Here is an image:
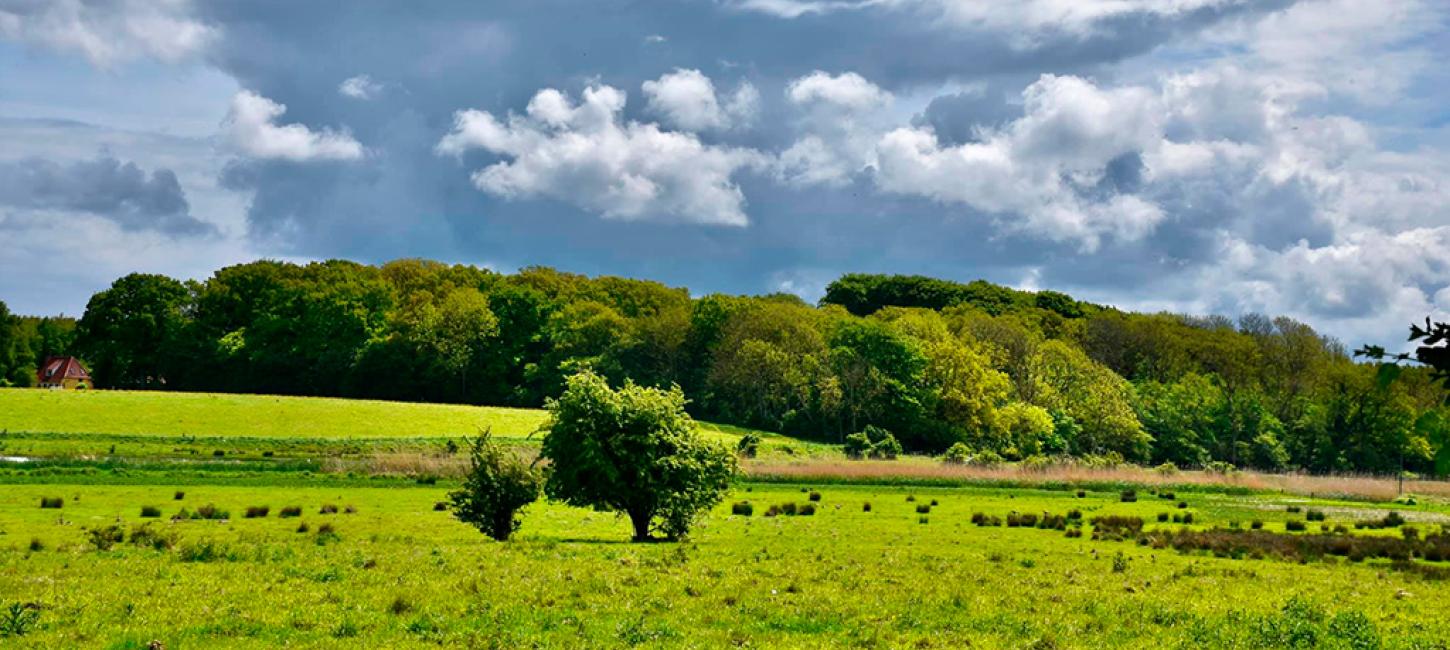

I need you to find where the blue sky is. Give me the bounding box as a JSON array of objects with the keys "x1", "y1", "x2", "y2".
[{"x1": 1, "y1": 0, "x2": 1448, "y2": 349}]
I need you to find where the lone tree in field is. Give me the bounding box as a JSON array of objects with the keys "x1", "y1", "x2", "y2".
[
  {"x1": 448, "y1": 430, "x2": 542, "y2": 541},
  {"x1": 541, "y1": 370, "x2": 737, "y2": 542}
]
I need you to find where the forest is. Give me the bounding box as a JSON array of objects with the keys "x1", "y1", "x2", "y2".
[{"x1": 2, "y1": 260, "x2": 1446, "y2": 476}]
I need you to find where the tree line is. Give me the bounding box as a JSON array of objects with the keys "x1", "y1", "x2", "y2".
[{"x1": 3, "y1": 260, "x2": 1447, "y2": 476}]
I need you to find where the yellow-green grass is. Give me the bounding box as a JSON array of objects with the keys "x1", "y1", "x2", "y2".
[
  {"x1": 2, "y1": 481, "x2": 1448, "y2": 648},
  {"x1": 0, "y1": 388, "x2": 783, "y2": 447}
]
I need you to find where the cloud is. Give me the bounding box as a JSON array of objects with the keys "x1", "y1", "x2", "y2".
[
  {"x1": 0, "y1": 155, "x2": 216, "y2": 237},
  {"x1": 338, "y1": 74, "x2": 382, "y2": 100},
  {"x1": 224, "y1": 90, "x2": 365, "y2": 162},
  {"x1": 437, "y1": 84, "x2": 767, "y2": 226},
  {"x1": 0, "y1": 0, "x2": 215, "y2": 67},
  {"x1": 786, "y1": 70, "x2": 892, "y2": 111},
  {"x1": 641, "y1": 68, "x2": 759, "y2": 131}
]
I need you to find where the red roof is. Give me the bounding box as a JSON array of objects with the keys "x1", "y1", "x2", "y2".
[{"x1": 37, "y1": 356, "x2": 90, "y2": 384}]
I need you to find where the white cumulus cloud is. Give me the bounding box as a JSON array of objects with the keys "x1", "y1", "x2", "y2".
[
  {"x1": 437, "y1": 84, "x2": 767, "y2": 226},
  {"x1": 642, "y1": 68, "x2": 759, "y2": 132},
  {"x1": 224, "y1": 91, "x2": 365, "y2": 162},
  {"x1": 338, "y1": 74, "x2": 383, "y2": 100}
]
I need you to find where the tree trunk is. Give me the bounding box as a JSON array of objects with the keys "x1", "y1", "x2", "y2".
[{"x1": 628, "y1": 507, "x2": 653, "y2": 543}]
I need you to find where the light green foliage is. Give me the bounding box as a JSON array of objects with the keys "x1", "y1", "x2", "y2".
[
  {"x1": 987, "y1": 402, "x2": 1056, "y2": 458},
  {"x1": 1029, "y1": 340, "x2": 1151, "y2": 460},
  {"x1": 540, "y1": 370, "x2": 737, "y2": 541},
  {"x1": 447, "y1": 431, "x2": 541, "y2": 540},
  {"x1": 844, "y1": 425, "x2": 901, "y2": 460}
]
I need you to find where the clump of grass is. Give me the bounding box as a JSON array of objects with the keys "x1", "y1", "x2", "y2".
[
  {"x1": 1006, "y1": 512, "x2": 1039, "y2": 528},
  {"x1": 39, "y1": 497, "x2": 62, "y2": 509},
  {"x1": 86, "y1": 525, "x2": 125, "y2": 551},
  {"x1": 1066, "y1": 509, "x2": 1082, "y2": 520},
  {"x1": 193, "y1": 504, "x2": 229, "y2": 520},
  {"x1": 1120, "y1": 490, "x2": 1137, "y2": 503},
  {"x1": 279, "y1": 506, "x2": 303, "y2": 518},
  {"x1": 1112, "y1": 552, "x2": 1128, "y2": 573},
  {"x1": 320, "y1": 504, "x2": 339, "y2": 514},
  {"x1": 799, "y1": 504, "x2": 816, "y2": 516},
  {"x1": 971, "y1": 512, "x2": 1003, "y2": 527},
  {"x1": 1038, "y1": 513, "x2": 1067, "y2": 530},
  {"x1": 862, "y1": 502, "x2": 872, "y2": 512},
  {"x1": 296, "y1": 522, "x2": 310, "y2": 533},
  {"x1": 1306, "y1": 510, "x2": 1326, "y2": 522},
  {"x1": 1160, "y1": 492, "x2": 1177, "y2": 500},
  {"x1": 1286, "y1": 520, "x2": 1307, "y2": 532},
  {"x1": 808, "y1": 491, "x2": 822, "y2": 502},
  {"x1": 1065, "y1": 528, "x2": 1082, "y2": 538},
  {"x1": 213, "y1": 449, "x2": 226, "y2": 457},
  {"x1": 905, "y1": 495, "x2": 916, "y2": 502},
  {"x1": 315, "y1": 522, "x2": 339, "y2": 544},
  {"x1": 389, "y1": 595, "x2": 412, "y2": 615},
  {"x1": 731, "y1": 501, "x2": 754, "y2": 516},
  {"x1": 174, "y1": 491, "x2": 185, "y2": 500},
  {"x1": 930, "y1": 499, "x2": 939, "y2": 506},
  {"x1": 244, "y1": 506, "x2": 270, "y2": 519},
  {"x1": 344, "y1": 505, "x2": 357, "y2": 515},
  {"x1": 1251, "y1": 520, "x2": 1264, "y2": 530},
  {"x1": 916, "y1": 504, "x2": 932, "y2": 514},
  {"x1": 1157, "y1": 512, "x2": 1170, "y2": 522},
  {"x1": 1354, "y1": 512, "x2": 1407, "y2": 530},
  {"x1": 1177, "y1": 501, "x2": 1188, "y2": 509},
  {"x1": 432, "y1": 502, "x2": 447, "y2": 512},
  {"x1": 1181, "y1": 512, "x2": 1194, "y2": 524},
  {"x1": 129, "y1": 523, "x2": 177, "y2": 551},
  {"x1": 764, "y1": 505, "x2": 780, "y2": 517},
  {"x1": 918, "y1": 516, "x2": 929, "y2": 525},
  {"x1": 28, "y1": 538, "x2": 44, "y2": 552},
  {"x1": 779, "y1": 503, "x2": 798, "y2": 516},
  {"x1": 1090, "y1": 515, "x2": 1144, "y2": 540},
  {"x1": 1075, "y1": 490, "x2": 1086, "y2": 498},
  {"x1": 140, "y1": 505, "x2": 162, "y2": 518},
  {"x1": 1286, "y1": 505, "x2": 1302, "y2": 514}
]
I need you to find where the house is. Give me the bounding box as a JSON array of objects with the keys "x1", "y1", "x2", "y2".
[{"x1": 36, "y1": 356, "x2": 91, "y2": 389}]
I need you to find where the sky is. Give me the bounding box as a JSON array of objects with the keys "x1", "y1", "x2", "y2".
[{"x1": 1, "y1": 0, "x2": 1448, "y2": 350}]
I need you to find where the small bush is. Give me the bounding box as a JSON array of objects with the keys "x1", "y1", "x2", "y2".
[
  {"x1": 1075, "y1": 490, "x2": 1086, "y2": 498},
  {"x1": 280, "y1": 506, "x2": 303, "y2": 518},
  {"x1": 213, "y1": 449, "x2": 226, "y2": 457},
  {"x1": 1120, "y1": 490, "x2": 1137, "y2": 503},
  {"x1": 194, "y1": 504, "x2": 229, "y2": 520},
  {"x1": 780, "y1": 503, "x2": 798, "y2": 516},
  {"x1": 862, "y1": 502, "x2": 872, "y2": 512},
  {"x1": 262, "y1": 450, "x2": 275, "y2": 457},
  {"x1": 1155, "y1": 462, "x2": 1178, "y2": 476},
  {"x1": 87, "y1": 525, "x2": 125, "y2": 551},
  {"x1": 1066, "y1": 509, "x2": 1082, "y2": 520},
  {"x1": 244, "y1": 506, "x2": 270, "y2": 519},
  {"x1": 1065, "y1": 528, "x2": 1082, "y2": 538},
  {"x1": 1251, "y1": 520, "x2": 1264, "y2": 530},
  {"x1": 799, "y1": 504, "x2": 816, "y2": 516},
  {"x1": 1160, "y1": 492, "x2": 1176, "y2": 500},
  {"x1": 1286, "y1": 505, "x2": 1302, "y2": 514},
  {"x1": 1306, "y1": 510, "x2": 1326, "y2": 522},
  {"x1": 930, "y1": 499, "x2": 939, "y2": 506},
  {"x1": 736, "y1": 433, "x2": 761, "y2": 459},
  {"x1": 28, "y1": 538, "x2": 44, "y2": 552},
  {"x1": 129, "y1": 523, "x2": 177, "y2": 551},
  {"x1": 296, "y1": 522, "x2": 310, "y2": 533},
  {"x1": 942, "y1": 442, "x2": 971, "y2": 464},
  {"x1": 808, "y1": 491, "x2": 822, "y2": 502},
  {"x1": 1181, "y1": 512, "x2": 1194, "y2": 524},
  {"x1": 174, "y1": 491, "x2": 185, "y2": 500},
  {"x1": 731, "y1": 501, "x2": 753, "y2": 516},
  {"x1": 140, "y1": 505, "x2": 162, "y2": 518},
  {"x1": 39, "y1": 497, "x2": 62, "y2": 509},
  {"x1": 447, "y1": 431, "x2": 542, "y2": 541},
  {"x1": 1172, "y1": 514, "x2": 1183, "y2": 523},
  {"x1": 1177, "y1": 501, "x2": 1188, "y2": 509},
  {"x1": 1112, "y1": 552, "x2": 1128, "y2": 573},
  {"x1": 320, "y1": 504, "x2": 339, "y2": 514},
  {"x1": 916, "y1": 504, "x2": 932, "y2": 514},
  {"x1": 1286, "y1": 520, "x2": 1307, "y2": 532},
  {"x1": 344, "y1": 505, "x2": 357, "y2": 514},
  {"x1": 432, "y1": 502, "x2": 447, "y2": 512},
  {"x1": 764, "y1": 505, "x2": 780, "y2": 517},
  {"x1": 918, "y1": 516, "x2": 929, "y2": 524},
  {"x1": 1157, "y1": 512, "x2": 1170, "y2": 522},
  {"x1": 389, "y1": 595, "x2": 412, "y2": 615}
]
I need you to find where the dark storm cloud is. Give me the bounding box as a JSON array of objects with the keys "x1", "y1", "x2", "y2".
[{"x1": 0, "y1": 156, "x2": 217, "y2": 237}]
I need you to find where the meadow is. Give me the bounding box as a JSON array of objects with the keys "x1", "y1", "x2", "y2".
[{"x1": 5, "y1": 390, "x2": 1450, "y2": 648}]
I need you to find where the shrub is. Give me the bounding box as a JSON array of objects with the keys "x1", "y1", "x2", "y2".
[
  {"x1": 1120, "y1": 490, "x2": 1137, "y2": 503},
  {"x1": 1065, "y1": 528, "x2": 1082, "y2": 538},
  {"x1": 1286, "y1": 520, "x2": 1307, "y2": 532},
  {"x1": 799, "y1": 504, "x2": 816, "y2": 516},
  {"x1": 344, "y1": 505, "x2": 357, "y2": 514},
  {"x1": 296, "y1": 522, "x2": 310, "y2": 533},
  {"x1": 1160, "y1": 492, "x2": 1176, "y2": 500},
  {"x1": 918, "y1": 516, "x2": 929, "y2": 524},
  {"x1": 942, "y1": 442, "x2": 971, "y2": 464},
  {"x1": 262, "y1": 450, "x2": 274, "y2": 457},
  {"x1": 731, "y1": 501, "x2": 753, "y2": 516},
  {"x1": 129, "y1": 523, "x2": 177, "y2": 551},
  {"x1": 780, "y1": 503, "x2": 798, "y2": 516},
  {"x1": 280, "y1": 506, "x2": 303, "y2": 518},
  {"x1": 844, "y1": 432, "x2": 872, "y2": 459},
  {"x1": 213, "y1": 449, "x2": 226, "y2": 457},
  {"x1": 863, "y1": 502, "x2": 872, "y2": 512},
  {"x1": 320, "y1": 504, "x2": 339, "y2": 514},
  {"x1": 27, "y1": 538, "x2": 43, "y2": 552},
  {"x1": 316, "y1": 522, "x2": 339, "y2": 542},
  {"x1": 930, "y1": 499, "x2": 939, "y2": 506},
  {"x1": 1172, "y1": 514, "x2": 1183, "y2": 523},
  {"x1": 808, "y1": 491, "x2": 822, "y2": 502},
  {"x1": 1, "y1": 602, "x2": 41, "y2": 638},
  {"x1": 244, "y1": 506, "x2": 270, "y2": 519},
  {"x1": 389, "y1": 595, "x2": 412, "y2": 615},
  {"x1": 1038, "y1": 514, "x2": 1067, "y2": 530},
  {"x1": 39, "y1": 497, "x2": 62, "y2": 509},
  {"x1": 1181, "y1": 513, "x2": 1194, "y2": 524},
  {"x1": 1075, "y1": 490, "x2": 1087, "y2": 498},
  {"x1": 1090, "y1": 516, "x2": 1144, "y2": 540},
  {"x1": 1251, "y1": 520, "x2": 1264, "y2": 530},
  {"x1": 1154, "y1": 462, "x2": 1178, "y2": 476},
  {"x1": 764, "y1": 505, "x2": 780, "y2": 517},
  {"x1": 971, "y1": 449, "x2": 1005, "y2": 466},
  {"x1": 1383, "y1": 511, "x2": 1406, "y2": 528},
  {"x1": 431, "y1": 502, "x2": 447, "y2": 512},
  {"x1": 1286, "y1": 505, "x2": 1302, "y2": 514},
  {"x1": 1112, "y1": 552, "x2": 1128, "y2": 573},
  {"x1": 140, "y1": 505, "x2": 162, "y2": 518},
  {"x1": 1066, "y1": 509, "x2": 1082, "y2": 520},
  {"x1": 194, "y1": 504, "x2": 229, "y2": 520},
  {"x1": 1204, "y1": 460, "x2": 1236, "y2": 474},
  {"x1": 1402, "y1": 526, "x2": 1419, "y2": 541},
  {"x1": 916, "y1": 504, "x2": 931, "y2": 514},
  {"x1": 1157, "y1": 512, "x2": 1170, "y2": 522},
  {"x1": 736, "y1": 433, "x2": 761, "y2": 459},
  {"x1": 1306, "y1": 510, "x2": 1326, "y2": 522},
  {"x1": 449, "y1": 431, "x2": 543, "y2": 541},
  {"x1": 87, "y1": 525, "x2": 125, "y2": 551},
  {"x1": 905, "y1": 495, "x2": 916, "y2": 502},
  {"x1": 174, "y1": 491, "x2": 185, "y2": 500}
]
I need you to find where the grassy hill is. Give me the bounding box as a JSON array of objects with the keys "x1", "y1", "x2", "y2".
[{"x1": 0, "y1": 388, "x2": 784, "y2": 446}]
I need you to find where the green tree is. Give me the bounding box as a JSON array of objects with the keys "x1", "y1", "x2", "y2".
[
  {"x1": 540, "y1": 370, "x2": 737, "y2": 542},
  {"x1": 75, "y1": 273, "x2": 191, "y2": 388},
  {"x1": 447, "y1": 431, "x2": 542, "y2": 541},
  {"x1": 0, "y1": 300, "x2": 24, "y2": 386},
  {"x1": 1029, "y1": 340, "x2": 1150, "y2": 460}
]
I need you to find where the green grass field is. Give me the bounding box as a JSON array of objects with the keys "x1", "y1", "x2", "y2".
[
  {"x1": 3, "y1": 482, "x2": 1448, "y2": 648},
  {"x1": 5, "y1": 389, "x2": 1450, "y2": 647}
]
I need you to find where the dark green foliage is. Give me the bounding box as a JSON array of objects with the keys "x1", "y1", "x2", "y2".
[
  {"x1": 1066, "y1": 510, "x2": 1082, "y2": 520},
  {"x1": 1157, "y1": 512, "x2": 1170, "y2": 522},
  {"x1": 916, "y1": 504, "x2": 931, "y2": 514},
  {"x1": 140, "y1": 505, "x2": 161, "y2": 518},
  {"x1": 1177, "y1": 501, "x2": 1188, "y2": 509},
  {"x1": 447, "y1": 431, "x2": 542, "y2": 541},
  {"x1": 39, "y1": 497, "x2": 62, "y2": 509},
  {"x1": 808, "y1": 491, "x2": 822, "y2": 502},
  {"x1": 244, "y1": 506, "x2": 270, "y2": 518},
  {"x1": 1075, "y1": 490, "x2": 1086, "y2": 498},
  {"x1": 27, "y1": 538, "x2": 43, "y2": 552},
  {"x1": 86, "y1": 524, "x2": 125, "y2": 551},
  {"x1": 862, "y1": 502, "x2": 871, "y2": 512},
  {"x1": 799, "y1": 504, "x2": 816, "y2": 516},
  {"x1": 1120, "y1": 490, "x2": 1137, "y2": 503},
  {"x1": 736, "y1": 432, "x2": 761, "y2": 459},
  {"x1": 1287, "y1": 505, "x2": 1302, "y2": 514},
  {"x1": 432, "y1": 502, "x2": 447, "y2": 512},
  {"x1": 174, "y1": 491, "x2": 185, "y2": 500},
  {"x1": 541, "y1": 371, "x2": 736, "y2": 542},
  {"x1": 779, "y1": 503, "x2": 797, "y2": 516},
  {"x1": 1306, "y1": 510, "x2": 1326, "y2": 522},
  {"x1": 1090, "y1": 516, "x2": 1144, "y2": 540},
  {"x1": 1286, "y1": 520, "x2": 1307, "y2": 532},
  {"x1": 129, "y1": 523, "x2": 177, "y2": 551},
  {"x1": 1252, "y1": 520, "x2": 1264, "y2": 530},
  {"x1": 845, "y1": 425, "x2": 903, "y2": 460},
  {"x1": 320, "y1": 504, "x2": 339, "y2": 514},
  {"x1": 731, "y1": 502, "x2": 753, "y2": 516},
  {"x1": 280, "y1": 506, "x2": 303, "y2": 518},
  {"x1": 1, "y1": 602, "x2": 40, "y2": 638}
]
